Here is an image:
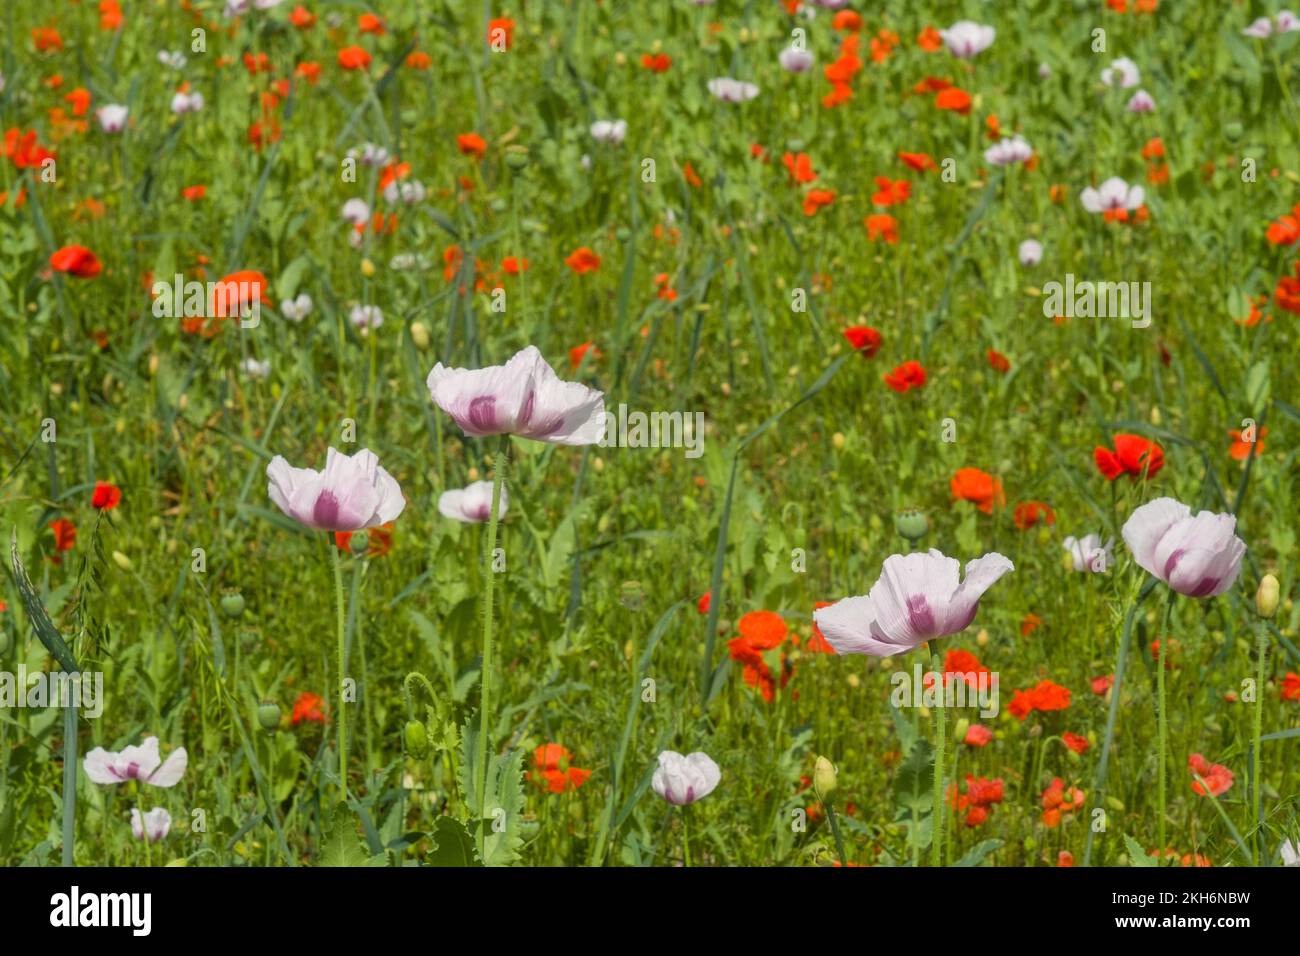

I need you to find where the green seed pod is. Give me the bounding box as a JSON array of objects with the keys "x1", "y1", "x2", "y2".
[
  {"x1": 895, "y1": 508, "x2": 929, "y2": 542},
  {"x1": 409, "y1": 321, "x2": 430, "y2": 350},
  {"x1": 489, "y1": 197, "x2": 509, "y2": 214},
  {"x1": 615, "y1": 226, "x2": 632, "y2": 243},
  {"x1": 257, "y1": 702, "x2": 281, "y2": 731},
  {"x1": 505, "y1": 151, "x2": 529, "y2": 170},
  {"x1": 348, "y1": 530, "x2": 370, "y2": 556},
  {"x1": 404, "y1": 720, "x2": 430, "y2": 759},
  {"x1": 786, "y1": 138, "x2": 805, "y2": 153},
  {"x1": 220, "y1": 591, "x2": 245, "y2": 618},
  {"x1": 1223, "y1": 120, "x2": 1243, "y2": 142},
  {"x1": 813, "y1": 756, "x2": 837, "y2": 799}
]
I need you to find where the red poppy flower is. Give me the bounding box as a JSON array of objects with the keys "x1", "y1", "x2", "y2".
[
  {"x1": 871, "y1": 177, "x2": 911, "y2": 207},
  {"x1": 91, "y1": 481, "x2": 121, "y2": 510},
  {"x1": 864, "y1": 213, "x2": 898, "y2": 244},
  {"x1": 898, "y1": 151, "x2": 937, "y2": 172},
  {"x1": 487, "y1": 18, "x2": 515, "y2": 49},
  {"x1": 1062, "y1": 732, "x2": 1090, "y2": 755},
  {"x1": 1188, "y1": 753, "x2": 1234, "y2": 797},
  {"x1": 806, "y1": 601, "x2": 837, "y2": 654},
  {"x1": 1281, "y1": 672, "x2": 1300, "y2": 701},
  {"x1": 950, "y1": 467, "x2": 1004, "y2": 514},
  {"x1": 986, "y1": 349, "x2": 1010, "y2": 373},
  {"x1": 696, "y1": 592, "x2": 711, "y2": 614},
  {"x1": 1275, "y1": 263, "x2": 1300, "y2": 314},
  {"x1": 457, "y1": 132, "x2": 487, "y2": 158},
  {"x1": 640, "y1": 52, "x2": 671, "y2": 72},
  {"x1": 916, "y1": 26, "x2": 943, "y2": 52},
  {"x1": 884, "y1": 360, "x2": 926, "y2": 393},
  {"x1": 1265, "y1": 203, "x2": 1300, "y2": 245},
  {"x1": 358, "y1": 13, "x2": 385, "y2": 34},
  {"x1": 49, "y1": 518, "x2": 77, "y2": 552},
  {"x1": 1228, "y1": 427, "x2": 1266, "y2": 460},
  {"x1": 209, "y1": 270, "x2": 271, "y2": 318},
  {"x1": 529, "y1": 744, "x2": 591, "y2": 793},
  {"x1": 934, "y1": 88, "x2": 972, "y2": 114},
  {"x1": 1094, "y1": 434, "x2": 1164, "y2": 480},
  {"x1": 290, "y1": 5, "x2": 316, "y2": 28},
  {"x1": 569, "y1": 341, "x2": 598, "y2": 370},
  {"x1": 843, "y1": 325, "x2": 881, "y2": 357},
  {"x1": 802, "y1": 189, "x2": 836, "y2": 216},
  {"x1": 182, "y1": 185, "x2": 206, "y2": 201},
  {"x1": 291, "y1": 691, "x2": 327, "y2": 725},
  {"x1": 1013, "y1": 501, "x2": 1055, "y2": 529},
  {"x1": 964, "y1": 724, "x2": 993, "y2": 747},
  {"x1": 50, "y1": 245, "x2": 102, "y2": 278},
  {"x1": 337, "y1": 46, "x2": 372, "y2": 70},
  {"x1": 1007, "y1": 680, "x2": 1071, "y2": 719},
  {"x1": 564, "y1": 247, "x2": 600, "y2": 274},
  {"x1": 782, "y1": 151, "x2": 815, "y2": 184}
]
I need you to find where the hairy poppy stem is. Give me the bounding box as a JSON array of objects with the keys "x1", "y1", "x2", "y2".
[
  {"x1": 1251, "y1": 621, "x2": 1268, "y2": 865},
  {"x1": 475, "y1": 435, "x2": 509, "y2": 860},
  {"x1": 1155, "y1": 590, "x2": 1174, "y2": 865},
  {"x1": 333, "y1": 544, "x2": 348, "y2": 801},
  {"x1": 930, "y1": 645, "x2": 946, "y2": 868}
]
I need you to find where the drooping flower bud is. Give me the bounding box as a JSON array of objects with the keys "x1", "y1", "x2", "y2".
[
  {"x1": 404, "y1": 720, "x2": 430, "y2": 759},
  {"x1": 813, "y1": 756, "x2": 837, "y2": 799}
]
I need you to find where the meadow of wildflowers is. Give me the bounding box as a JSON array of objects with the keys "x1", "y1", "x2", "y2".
[{"x1": 0, "y1": 0, "x2": 1298, "y2": 876}]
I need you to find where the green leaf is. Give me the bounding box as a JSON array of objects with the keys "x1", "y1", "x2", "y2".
[
  {"x1": 1123, "y1": 833, "x2": 1157, "y2": 867},
  {"x1": 893, "y1": 738, "x2": 934, "y2": 814},
  {"x1": 426, "y1": 817, "x2": 480, "y2": 867},
  {"x1": 319, "y1": 804, "x2": 372, "y2": 867},
  {"x1": 10, "y1": 531, "x2": 79, "y2": 672},
  {"x1": 953, "y1": 839, "x2": 1003, "y2": 867}
]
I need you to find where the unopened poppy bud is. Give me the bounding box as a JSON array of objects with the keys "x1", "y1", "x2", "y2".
[
  {"x1": 813, "y1": 756, "x2": 836, "y2": 798},
  {"x1": 404, "y1": 720, "x2": 430, "y2": 759},
  {"x1": 786, "y1": 138, "x2": 805, "y2": 153},
  {"x1": 895, "y1": 508, "x2": 929, "y2": 541},
  {"x1": 257, "y1": 702, "x2": 281, "y2": 731},
  {"x1": 831, "y1": 432, "x2": 846, "y2": 450},
  {"x1": 505, "y1": 151, "x2": 529, "y2": 170},
  {"x1": 220, "y1": 591, "x2": 245, "y2": 618},
  {"x1": 112, "y1": 550, "x2": 132, "y2": 571},
  {"x1": 490, "y1": 197, "x2": 508, "y2": 214},
  {"x1": 409, "y1": 321, "x2": 430, "y2": 350},
  {"x1": 976, "y1": 628, "x2": 989, "y2": 647},
  {"x1": 1223, "y1": 120, "x2": 1243, "y2": 142},
  {"x1": 1106, "y1": 796, "x2": 1125, "y2": 812},
  {"x1": 615, "y1": 226, "x2": 631, "y2": 243},
  {"x1": 360, "y1": 258, "x2": 376, "y2": 278},
  {"x1": 1256, "y1": 574, "x2": 1280, "y2": 619},
  {"x1": 954, "y1": 718, "x2": 970, "y2": 741}
]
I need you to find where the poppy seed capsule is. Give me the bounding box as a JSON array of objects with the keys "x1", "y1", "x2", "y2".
[
  {"x1": 505, "y1": 151, "x2": 529, "y2": 170},
  {"x1": 220, "y1": 591, "x2": 245, "y2": 618},
  {"x1": 404, "y1": 720, "x2": 430, "y2": 759},
  {"x1": 895, "y1": 508, "x2": 929, "y2": 541},
  {"x1": 490, "y1": 198, "x2": 508, "y2": 214},
  {"x1": 256, "y1": 702, "x2": 281, "y2": 731},
  {"x1": 348, "y1": 530, "x2": 370, "y2": 556},
  {"x1": 1257, "y1": 574, "x2": 1280, "y2": 618}
]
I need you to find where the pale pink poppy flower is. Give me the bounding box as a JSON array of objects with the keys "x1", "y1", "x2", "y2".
[
  {"x1": 266, "y1": 447, "x2": 405, "y2": 531},
  {"x1": 280, "y1": 293, "x2": 312, "y2": 321},
  {"x1": 590, "y1": 120, "x2": 627, "y2": 145},
  {"x1": 779, "y1": 47, "x2": 814, "y2": 73},
  {"x1": 1280, "y1": 10, "x2": 1300, "y2": 31},
  {"x1": 349, "y1": 304, "x2": 383, "y2": 332},
  {"x1": 1080, "y1": 177, "x2": 1144, "y2": 214},
  {"x1": 427, "y1": 345, "x2": 606, "y2": 445},
  {"x1": 1127, "y1": 89, "x2": 1156, "y2": 113},
  {"x1": 940, "y1": 21, "x2": 995, "y2": 58},
  {"x1": 84, "y1": 737, "x2": 187, "y2": 787},
  {"x1": 341, "y1": 198, "x2": 370, "y2": 226},
  {"x1": 1122, "y1": 498, "x2": 1246, "y2": 598},
  {"x1": 131, "y1": 807, "x2": 172, "y2": 843},
  {"x1": 1243, "y1": 16, "x2": 1274, "y2": 37},
  {"x1": 1018, "y1": 239, "x2": 1043, "y2": 266},
  {"x1": 1063, "y1": 534, "x2": 1115, "y2": 573},
  {"x1": 438, "y1": 480, "x2": 508, "y2": 523},
  {"x1": 384, "y1": 180, "x2": 425, "y2": 205},
  {"x1": 984, "y1": 136, "x2": 1032, "y2": 166},
  {"x1": 652, "y1": 751, "x2": 720, "y2": 805},
  {"x1": 170, "y1": 90, "x2": 204, "y2": 114},
  {"x1": 96, "y1": 104, "x2": 129, "y2": 133},
  {"x1": 814, "y1": 550, "x2": 1014, "y2": 657},
  {"x1": 707, "y1": 77, "x2": 760, "y2": 103},
  {"x1": 1101, "y1": 57, "x2": 1140, "y2": 89}
]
